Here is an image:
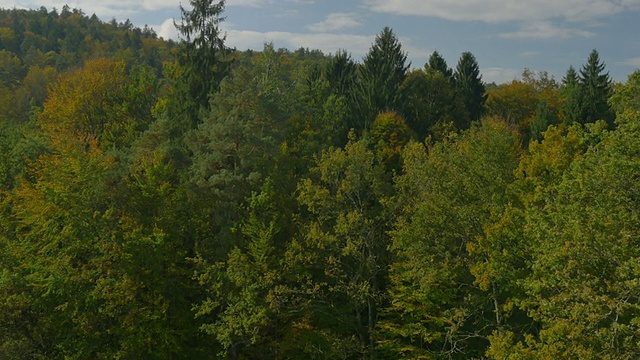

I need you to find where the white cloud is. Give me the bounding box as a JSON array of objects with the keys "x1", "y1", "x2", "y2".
[
  {"x1": 15, "y1": 0, "x2": 173, "y2": 19},
  {"x1": 154, "y1": 18, "x2": 179, "y2": 40},
  {"x1": 225, "y1": 28, "x2": 432, "y2": 64},
  {"x1": 227, "y1": 0, "x2": 313, "y2": 7},
  {"x1": 226, "y1": 29, "x2": 375, "y2": 58},
  {"x1": 363, "y1": 0, "x2": 632, "y2": 40},
  {"x1": 227, "y1": 0, "x2": 270, "y2": 7},
  {"x1": 519, "y1": 51, "x2": 540, "y2": 57},
  {"x1": 275, "y1": 9, "x2": 302, "y2": 18},
  {"x1": 481, "y1": 67, "x2": 521, "y2": 84},
  {"x1": 363, "y1": 0, "x2": 640, "y2": 23},
  {"x1": 399, "y1": 39, "x2": 430, "y2": 64},
  {"x1": 140, "y1": 0, "x2": 177, "y2": 11},
  {"x1": 19, "y1": 0, "x2": 314, "y2": 12},
  {"x1": 620, "y1": 57, "x2": 640, "y2": 68},
  {"x1": 499, "y1": 21, "x2": 595, "y2": 39},
  {"x1": 307, "y1": 12, "x2": 363, "y2": 32}
]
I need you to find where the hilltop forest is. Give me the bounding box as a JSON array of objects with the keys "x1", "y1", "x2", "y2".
[{"x1": 2, "y1": 1, "x2": 640, "y2": 359}]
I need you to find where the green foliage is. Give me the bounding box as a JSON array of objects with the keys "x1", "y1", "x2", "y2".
[
  {"x1": 530, "y1": 100, "x2": 558, "y2": 142},
  {"x1": 561, "y1": 51, "x2": 614, "y2": 127},
  {"x1": 370, "y1": 111, "x2": 414, "y2": 171},
  {"x1": 173, "y1": 0, "x2": 230, "y2": 126},
  {"x1": 2, "y1": 9, "x2": 639, "y2": 358},
  {"x1": 401, "y1": 68, "x2": 466, "y2": 140},
  {"x1": 0, "y1": 7, "x2": 172, "y2": 73},
  {"x1": 427, "y1": 50, "x2": 453, "y2": 80},
  {"x1": 186, "y1": 59, "x2": 285, "y2": 260},
  {"x1": 357, "y1": 27, "x2": 410, "y2": 131},
  {"x1": 323, "y1": 50, "x2": 358, "y2": 141},
  {"x1": 325, "y1": 50, "x2": 357, "y2": 99},
  {"x1": 454, "y1": 51, "x2": 487, "y2": 126},
  {"x1": 0, "y1": 54, "x2": 201, "y2": 358},
  {"x1": 579, "y1": 49, "x2": 614, "y2": 126},
  {"x1": 609, "y1": 70, "x2": 640, "y2": 124},
  {"x1": 562, "y1": 65, "x2": 578, "y2": 87},
  {"x1": 192, "y1": 178, "x2": 305, "y2": 358},
  {"x1": 382, "y1": 118, "x2": 522, "y2": 358},
  {"x1": 293, "y1": 136, "x2": 394, "y2": 358},
  {"x1": 0, "y1": 50, "x2": 24, "y2": 86},
  {"x1": 501, "y1": 117, "x2": 640, "y2": 358}
]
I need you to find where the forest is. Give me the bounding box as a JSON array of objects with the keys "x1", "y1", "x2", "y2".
[{"x1": 1, "y1": 1, "x2": 640, "y2": 359}]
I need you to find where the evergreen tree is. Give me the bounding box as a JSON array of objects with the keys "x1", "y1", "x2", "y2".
[
  {"x1": 562, "y1": 65, "x2": 578, "y2": 86},
  {"x1": 530, "y1": 100, "x2": 557, "y2": 142},
  {"x1": 454, "y1": 51, "x2": 487, "y2": 127},
  {"x1": 357, "y1": 27, "x2": 410, "y2": 130},
  {"x1": 187, "y1": 61, "x2": 283, "y2": 260},
  {"x1": 561, "y1": 66, "x2": 584, "y2": 124},
  {"x1": 579, "y1": 49, "x2": 614, "y2": 126},
  {"x1": 427, "y1": 51, "x2": 453, "y2": 80},
  {"x1": 323, "y1": 50, "x2": 358, "y2": 144},
  {"x1": 174, "y1": 0, "x2": 230, "y2": 125},
  {"x1": 325, "y1": 50, "x2": 357, "y2": 99}
]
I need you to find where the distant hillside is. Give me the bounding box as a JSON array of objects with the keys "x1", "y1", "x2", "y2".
[
  {"x1": 0, "y1": 6, "x2": 177, "y2": 125},
  {"x1": 0, "y1": 6, "x2": 176, "y2": 73}
]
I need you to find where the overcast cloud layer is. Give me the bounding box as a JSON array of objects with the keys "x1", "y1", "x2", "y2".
[
  {"x1": 8, "y1": 0, "x2": 640, "y2": 83},
  {"x1": 363, "y1": 0, "x2": 640, "y2": 22}
]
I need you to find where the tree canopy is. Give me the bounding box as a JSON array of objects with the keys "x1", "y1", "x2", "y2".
[{"x1": 0, "y1": 5, "x2": 636, "y2": 359}]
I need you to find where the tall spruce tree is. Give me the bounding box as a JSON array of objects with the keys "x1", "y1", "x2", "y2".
[
  {"x1": 561, "y1": 66, "x2": 584, "y2": 124},
  {"x1": 174, "y1": 0, "x2": 230, "y2": 125},
  {"x1": 454, "y1": 51, "x2": 487, "y2": 127},
  {"x1": 357, "y1": 27, "x2": 410, "y2": 130},
  {"x1": 325, "y1": 50, "x2": 357, "y2": 98},
  {"x1": 323, "y1": 50, "x2": 359, "y2": 142},
  {"x1": 427, "y1": 51, "x2": 453, "y2": 80},
  {"x1": 562, "y1": 65, "x2": 578, "y2": 87},
  {"x1": 579, "y1": 49, "x2": 614, "y2": 126}
]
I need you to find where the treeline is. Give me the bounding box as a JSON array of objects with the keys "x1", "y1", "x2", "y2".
[{"x1": 1, "y1": 1, "x2": 640, "y2": 359}]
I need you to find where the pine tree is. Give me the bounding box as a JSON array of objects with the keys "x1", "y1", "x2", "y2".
[
  {"x1": 174, "y1": 0, "x2": 230, "y2": 125},
  {"x1": 427, "y1": 51, "x2": 453, "y2": 80},
  {"x1": 561, "y1": 52, "x2": 614, "y2": 126},
  {"x1": 454, "y1": 51, "x2": 487, "y2": 127},
  {"x1": 325, "y1": 50, "x2": 357, "y2": 98},
  {"x1": 579, "y1": 49, "x2": 614, "y2": 126},
  {"x1": 560, "y1": 66, "x2": 584, "y2": 124},
  {"x1": 530, "y1": 100, "x2": 557, "y2": 141},
  {"x1": 357, "y1": 27, "x2": 410, "y2": 130},
  {"x1": 562, "y1": 65, "x2": 578, "y2": 87},
  {"x1": 323, "y1": 50, "x2": 358, "y2": 142}
]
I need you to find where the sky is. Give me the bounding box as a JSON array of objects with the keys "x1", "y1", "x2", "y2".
[{"x1": 7, "y1": 0, "x2": 640, "y2": 84}]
